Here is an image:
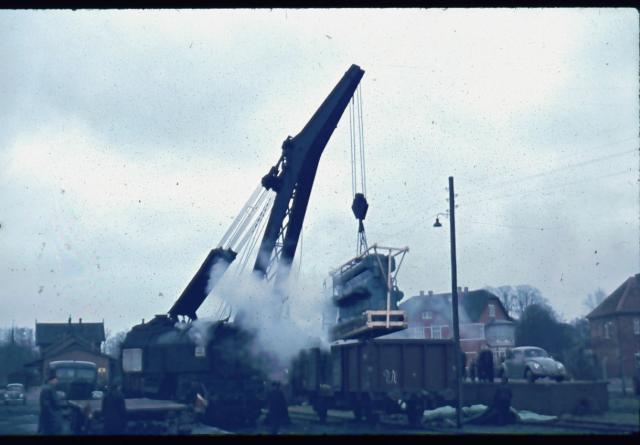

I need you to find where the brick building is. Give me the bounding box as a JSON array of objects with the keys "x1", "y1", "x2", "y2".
[
  {"x1": 586, "y1": 273, "x2": 640, "y2": 379},
  {"x1": 30, "y1": 318, "x2": 113, "y2": 386},
  {"x1": 388, "y1": 287, "x2": 515, "y2": 363}
]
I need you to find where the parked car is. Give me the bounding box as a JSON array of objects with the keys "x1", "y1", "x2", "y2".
[
  {"x1": 4, "y1": 383, "x2": 27, "y2": 405},
  {"x1": 499, "y1": 347, "x2": 567, "y2": 383}
]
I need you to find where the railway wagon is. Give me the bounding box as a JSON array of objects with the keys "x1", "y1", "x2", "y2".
[{"x1": 290, "y1": 339, "x2": 456, "y2": 426}]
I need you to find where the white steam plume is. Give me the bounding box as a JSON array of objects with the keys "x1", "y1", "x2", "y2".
[{"x1": 204, "y1": 261, "x2": 330, "y2": 375}]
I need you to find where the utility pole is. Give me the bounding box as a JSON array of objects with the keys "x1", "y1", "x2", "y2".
[{"x1": 448, "y1": 176, "x2": 463, "y2": 429}]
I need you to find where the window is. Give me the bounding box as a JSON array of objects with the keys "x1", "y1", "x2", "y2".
[
  {"x1": 76, "y1": 369, "x2": 97, "y2": 381},
  {"x1": 488, "y1": 304, "x2": 496, "y2": 318},
  {"x1": 524, "y1": 348, "x2": 548, "y2": 358},
  {"x1": 432, "y1": 326, "x2": 442, "y2": 339},
  {"x1": 122, "y1": 348, "x2": 143, "y2": 372},
  {"x1": 422, "y1": 311, "x2": 432, "y2": 320},
  {"x1": 604, "y1": 322, "x2": 610, "y2": 339},
  {"x1": 55, "y1": 368, "x2": 75, "y2": 379},
  {"x1": 634, "y1": 319, "x2": 640, "y2": 335}
]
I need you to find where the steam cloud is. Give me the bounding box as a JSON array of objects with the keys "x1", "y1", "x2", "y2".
[
  {"x1": 200, "y1": 261, "x2": 332, "y2": 379},
  {"x1": 204, "y1": 258, "x2": 232, "y2": 296}
]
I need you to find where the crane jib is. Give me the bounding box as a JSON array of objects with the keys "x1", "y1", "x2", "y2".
[{"x1": 253, "y1": 64, "x2": 365, "y2": 281}]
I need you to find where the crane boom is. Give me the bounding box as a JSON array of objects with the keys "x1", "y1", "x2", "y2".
[
  {"x1": 253, "y1": 64, "x2": 365, "y2": 286},
  {"x1": 168, "y1": 64, "x2": 364, "y2": 321}
]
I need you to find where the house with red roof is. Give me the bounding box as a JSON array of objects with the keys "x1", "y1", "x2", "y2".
[
  {"x1": 387, "y1": 287, "x2": 515, "y2": 364},
  {"x1": 586, "y1": 274, "x2": 640, "y2": 379}
]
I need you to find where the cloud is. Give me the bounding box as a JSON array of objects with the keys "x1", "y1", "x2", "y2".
[{"x1": 0, "y1": 8, "x2": 637, "y2": 336}]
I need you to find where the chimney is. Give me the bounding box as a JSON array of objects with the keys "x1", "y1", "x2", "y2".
[
  {"x1": 419, "y1": 290, "x2": 425, "y2": 297},
  {"x1": 428, "y1": 290, "x2": 434, "y2": 296},
  {"x1": 68, "y1": 316, "x2": 72, "y2": 324},
  {"x1": 457, "y1": 286, "x2": 462, "y2": 294},
  {"x1": 464, "y1": 287, "x2": 469, "y2": 294},
  {"x1": 79, "y1": 318, "x2": 82, "y2": 324}
]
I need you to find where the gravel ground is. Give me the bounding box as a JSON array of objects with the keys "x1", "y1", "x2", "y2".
[{"x1": 1, "y1": 391, "x2": 635, "y2": 436}]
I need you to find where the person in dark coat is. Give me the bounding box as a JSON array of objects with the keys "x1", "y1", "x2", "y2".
[
  {"x1": 478, "y1": 349, "x2": 495, "y2": 383},
  {"x1": 101, "y1": 380, "x2": 127, "y2": 435},
  {"x1": 467, "y1": 384, "x2": 517, "y2": 426},
  {"x1": 633, "y1": 353, "x2": 640, "y2": 397},
  {"x1": 265, "y1": 381, "x2": 289, "y2": 434},
  {"x1": 470, "y1": 359, "x2": 477, "y2": 382},
  {"x1": 39, "y1": 370, "x2": 63, "y2": 435},
  {"x1": 460, "y1": 351, "x2": 467, "y2": 381}
]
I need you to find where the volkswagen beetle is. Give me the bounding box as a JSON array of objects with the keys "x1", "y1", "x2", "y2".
[{"x1": 500, "y1": 347, "x2": 567, "y2": 383}]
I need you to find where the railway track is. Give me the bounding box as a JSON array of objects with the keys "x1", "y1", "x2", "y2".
[
  {"x1": 287, "y1": 406, "x2": 639, "y2": 435},
  {"x1": 529, "y1": 419, "x2": 639, "y2": 434},
  {"x1": 222, "y1": 404, "x2": 640, "y2": 435},
  {"x1": 287, "y1": 408, "x2": 423, "y2": 434}
]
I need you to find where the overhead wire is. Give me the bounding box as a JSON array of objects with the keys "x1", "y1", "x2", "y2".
[
  {"x1": 458, "y1": 168, "x2": 632, "y2": 208},
  {"x1": 461, "y1": 148, "x2": 636, "y2": 198},
  {"x1": 384, "y1": 166, "x2": 632, "y2": 239},
  {"x1": 459, "y1": 133, "x2": 637, "y2": 192}
]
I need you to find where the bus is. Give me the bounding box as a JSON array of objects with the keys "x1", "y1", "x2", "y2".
[{"x1": 47, "y1": 360, "x2": 98, "y2": 400}]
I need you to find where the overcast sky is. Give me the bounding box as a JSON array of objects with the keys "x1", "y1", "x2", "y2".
[{"x1": 0, "y1": 9, "x2": 638, "y2": 336}]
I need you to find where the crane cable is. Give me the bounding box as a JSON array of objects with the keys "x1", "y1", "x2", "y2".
[
  {"x1": 349, "y1": 85, "x2": 369, "y2": 255},
  {"x1": 357, "y1": 86, "x2": 367, "y2": 197}
]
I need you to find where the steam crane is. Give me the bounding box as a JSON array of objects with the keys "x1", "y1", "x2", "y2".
[{"x1": 120, "y1": 65, "x2": 364, "y2": 426}]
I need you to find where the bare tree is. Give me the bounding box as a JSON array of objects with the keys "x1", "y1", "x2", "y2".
[
  {"x1": 0, "y1": 327, "x2": 38, "y2": 385},
  {"x1": 485, "y1": 284, "x2": 550, "y2": 319},
  {"x1": 583, "y1": 288, "x2": 607, "y2": 312},
  {"x1": 511, "y1": 285, "x2": 551, "y2": 319},
  {"x1": 486, "y1": 285, "x2": 515, "y2": 315},
  {"x1": 104, "y1": 331, "x2": 128, "y2": 359}
]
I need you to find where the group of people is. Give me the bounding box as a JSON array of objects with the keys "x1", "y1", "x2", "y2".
[
  {"x1": 38, "y1": 370, "x2": 127, "y2": 435},
  {"x1": 38, "y1": 372, "x2": 291, "y2": 435},
  {"x1": 460, "y1": 349, "x2": 496, "y2": 383}
]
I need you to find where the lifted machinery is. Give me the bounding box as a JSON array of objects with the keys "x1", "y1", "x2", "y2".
[{"x1": 330, "y1": 244, "x2": 409, "y2": 341}]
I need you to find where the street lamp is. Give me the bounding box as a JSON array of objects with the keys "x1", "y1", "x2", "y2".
[{"x1": 433, "y1": 176, "x2": 463, "y2": 430}]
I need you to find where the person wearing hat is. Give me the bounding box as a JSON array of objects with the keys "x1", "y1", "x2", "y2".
[
  {"x1": 38, "y1": 369, "x2": 63, "y2": 435},
  {"x1": 102, "y1": 379, "x2": 127, "y2": 435}
]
